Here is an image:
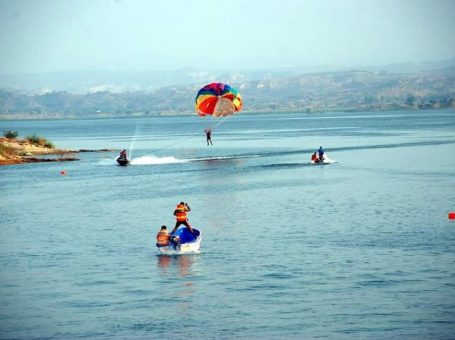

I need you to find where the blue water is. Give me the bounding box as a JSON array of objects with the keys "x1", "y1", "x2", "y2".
[{"x1": 1, "y1": 110, "x2": 455, "y2": 339}]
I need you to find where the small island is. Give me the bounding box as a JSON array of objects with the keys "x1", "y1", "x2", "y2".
[{"x1": 0, "y1": 130, "x2": 79, "y2": 166}]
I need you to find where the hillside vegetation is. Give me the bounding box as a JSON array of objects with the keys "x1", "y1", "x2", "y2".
[{"x1": 1, "y1": 69, "x2": 454, "y2": 119}]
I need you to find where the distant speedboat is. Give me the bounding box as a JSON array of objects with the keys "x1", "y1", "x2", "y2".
[
  {"x1": 116, "y1": 157, "x2": 130, "y2": 166},
  {"x1": 157, "y1": 228, "x2": 202, "y2": 255}
]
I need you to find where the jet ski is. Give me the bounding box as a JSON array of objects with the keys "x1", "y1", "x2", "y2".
[
  {"x1": 157, "y1": 227, "x2": 202, "y2": 255},
  {"x1": 116, "y1": 156, "x2": 130, "y2": 166},
  {"x1": 310, "y1": 154, "x2": 338, "y2": 165}
]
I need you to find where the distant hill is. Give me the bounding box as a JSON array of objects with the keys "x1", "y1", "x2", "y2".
[
  {"x1": 0, "y1": 66, "x2": 454, "y2": 119},
  {"x1": 1, "y1": 58, "x2": 454, "y2": 94},
  {"x1": 242, "y1": 68, "x2": 455, "y2": 112},
  {"x1": 0, "y1": 68, "x2": 300, "y2": 94}
]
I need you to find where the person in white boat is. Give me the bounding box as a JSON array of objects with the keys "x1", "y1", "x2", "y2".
[
  {"x1": 172, "y1": 202, "x2": 194, "y2": 234},
  {"x1": 156, "y1": 225, "x2": 170, "y2": 247}
]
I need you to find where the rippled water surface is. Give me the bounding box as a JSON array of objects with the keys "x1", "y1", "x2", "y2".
[{"x1": 1, "y1": 110, "x2": 455, "y2": 339}]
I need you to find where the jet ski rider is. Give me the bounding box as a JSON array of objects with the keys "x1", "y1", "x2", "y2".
[
  {"x1": 119, "y1": 149, "x2": 127, "y2": 159},
  {"x1": 318, "y1": 146, "x2": 325, "y2": 162}
]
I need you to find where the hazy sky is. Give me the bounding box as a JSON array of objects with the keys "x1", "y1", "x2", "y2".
[{"x1": 1, "y1": 0, "x2": 454, "y2": 73}]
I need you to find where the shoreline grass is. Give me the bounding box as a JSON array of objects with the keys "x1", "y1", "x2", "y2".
[{"x1": 25, "y1": 134, "x2": 55, "y2": 148}]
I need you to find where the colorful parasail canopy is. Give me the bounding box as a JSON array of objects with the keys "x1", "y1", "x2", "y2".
[{"x1": 195, "y1": 83, "x2": 243, "y2": 117}]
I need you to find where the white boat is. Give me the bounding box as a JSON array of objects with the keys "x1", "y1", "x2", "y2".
[{"x1": 157, "y1": 227, "x2": 202, "y2": 255}]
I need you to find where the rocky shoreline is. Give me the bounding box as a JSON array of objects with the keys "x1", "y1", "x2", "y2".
[{"x1": 0, "y1": 137, "x2": 113, "y2": 166}]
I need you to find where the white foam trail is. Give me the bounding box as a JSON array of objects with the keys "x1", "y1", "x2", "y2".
[
  {"x1": 130, "y1": 155, "x2": 188, "y2": 165},
  {"x1": 322, "y1": 154, "x2": 338, "y2": 163}
]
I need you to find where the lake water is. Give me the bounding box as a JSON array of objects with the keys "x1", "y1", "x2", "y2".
[{"x1": 1, "y1": 110, "x2": 455, "y2": 339}]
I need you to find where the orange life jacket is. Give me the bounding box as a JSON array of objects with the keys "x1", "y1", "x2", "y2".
[
  {"x1": 156, "y1": 230, "x2": 170, "y2": 246},
  {"x1": 175, "y1": 204, "x2": 188, "y2": 221}
]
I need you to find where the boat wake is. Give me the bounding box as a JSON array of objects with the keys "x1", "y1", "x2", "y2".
[
  {"x1": 310, "y1": 155, "x2": 338, "y2": 164},
  {"x1": 128, "y1": 154, "x2": 258, "y2": 166},
  {"x1": 130, "y1": 155, "x2": 188, "y2": 165}
]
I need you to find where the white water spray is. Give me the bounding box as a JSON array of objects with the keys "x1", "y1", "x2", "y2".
[{"x1": 130, "y1": 155, "x2": 188, "y2": 165}]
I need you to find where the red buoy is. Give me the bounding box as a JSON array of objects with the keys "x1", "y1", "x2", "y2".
[
  {"x1": 60, "y1": 170, "x2": 67, "y2": 176},
  {"x1": 449, "y1": 212, "x2": 455, "y2": 220}
]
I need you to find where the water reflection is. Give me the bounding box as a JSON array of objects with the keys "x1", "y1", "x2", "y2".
[
  {"x1": 157, "y1": 254, "x2": 172, "y2": 270},
  {"x1": 156, "y1": 255, "x2": 197, "y2": 302},
  {"x1": 156, "y1": 254, "x2": 194, "y2": 278}
]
